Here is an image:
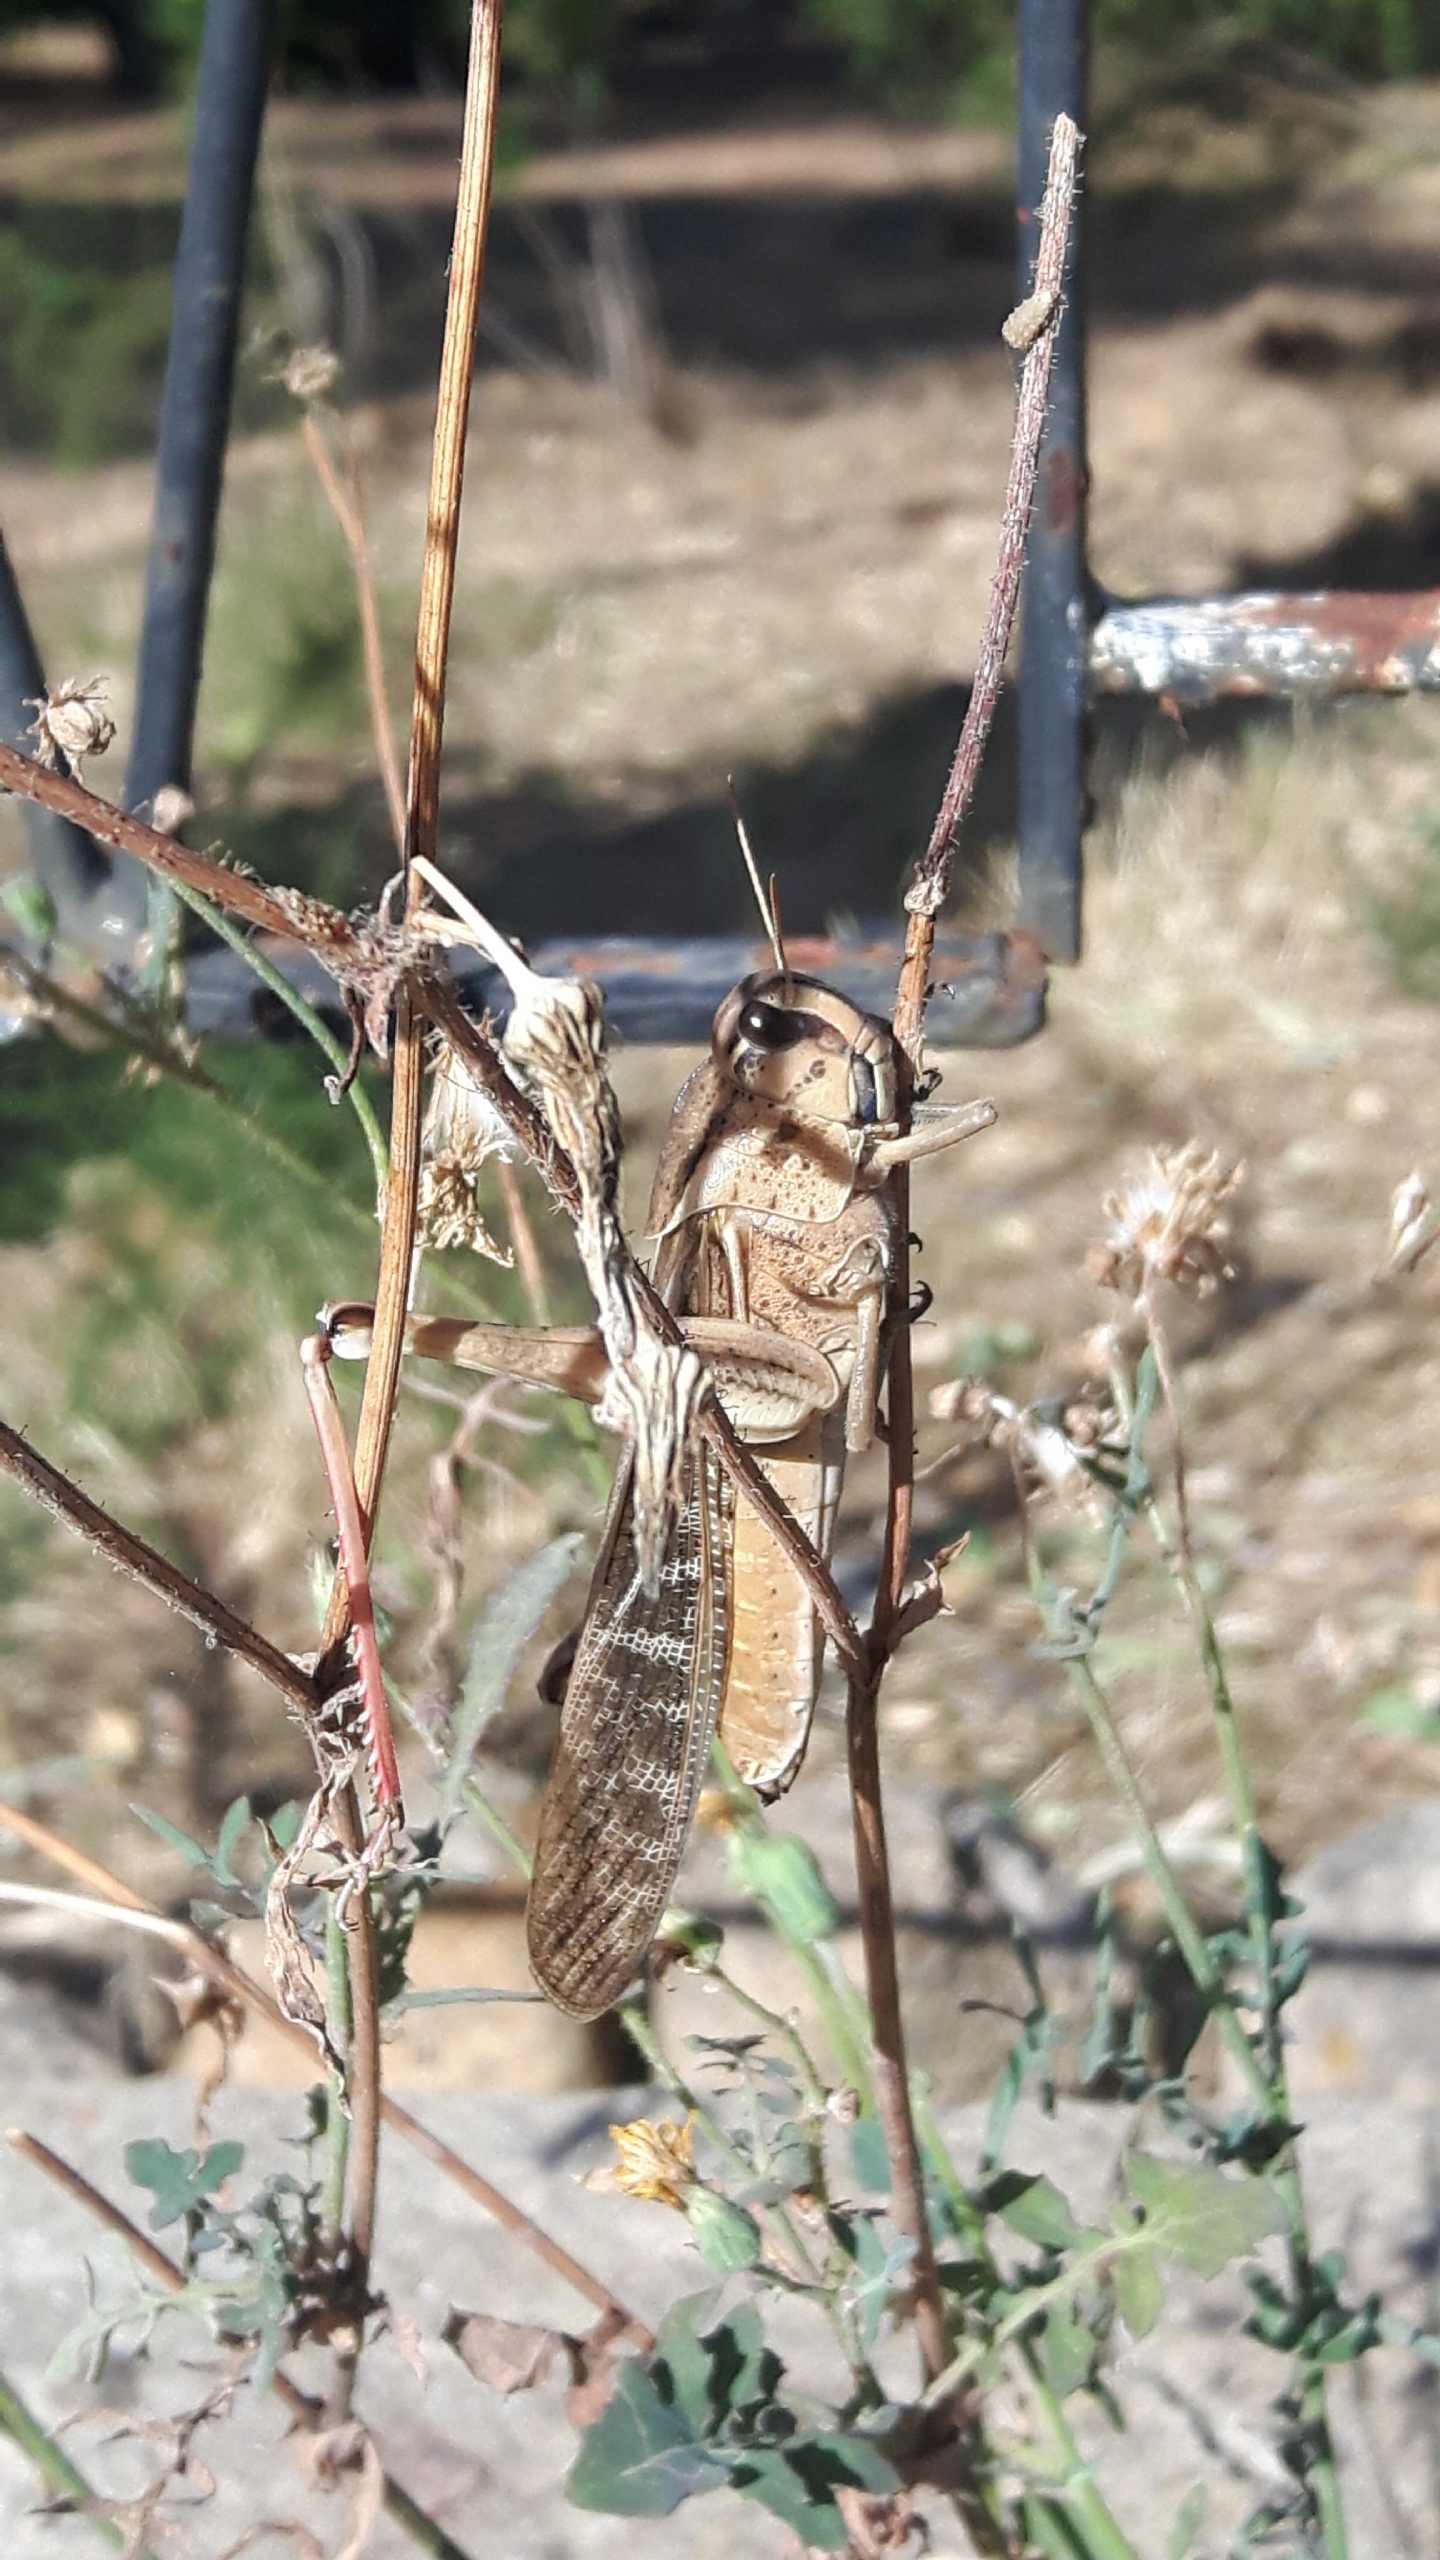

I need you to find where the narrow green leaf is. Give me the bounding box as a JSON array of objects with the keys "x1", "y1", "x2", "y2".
[
  {"x1": 984, "y1": 2172, "x2": 1082, "y2": 2251},
  {"x1": 1110, "y1": 2241, "x2": 1164, "y2": 2340}
]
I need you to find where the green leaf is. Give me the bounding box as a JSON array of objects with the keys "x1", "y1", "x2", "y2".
[
  {"x1": 848, "y1": 2115, "x2": 892, "y2": 2194},
  {"x1": 124, "y1": 2139, "x2": 244, "y2": 2230},
  {"x1": 1124, "y1": 2153, "x2": 1284, "y2": 2277},
  {"x1": 568, "y1": 2359, "x2": 728, "y2": 2517},
  {"x1": 390, "y1": 1987, "x2": 546, "y2": 2009},
  {"x1": 1041, "y1": 2299, "x2": 1101, "y2": 2398},
  {"x1": 646, "y1": 2291, "x2": 723, "y2": 2437},
  {"x1": 1110, "y1": 2240, "x2": 1164, "y2": 2340},
  {"x1": 729, "y1": 2433, "x2": 900, "y2": 2548},
  {"x1": 213, "y1": 1797, "x2": 260, "y2": 1888},
  {"x1": 442, "y1": 1536, "x2": 585, "y2": 1818},
  {"x1": 1169, "y1": 2485, "x2": 1207, "y2": 2557},
  {"x1": 1359, "y1": 1681, "x2": 1440, "y2": 1741},
  {"x1": 729, "y1": 1831, "x2": 840, "y2": 1946},
  {"x1": 983, "y1": 2172, "x2": 1082, "y2": 2252},
  {"x1": 130, "y1": 1805, "x2": 219, "y2": 1873}
]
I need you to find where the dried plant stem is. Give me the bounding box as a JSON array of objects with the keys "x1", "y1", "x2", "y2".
[
  {"x1": 6, "y1": 2133, "x2": 475, "y2": 2560},
  {"x1": 0, "y1": 2363, "x2": 133, "y2": 2555},
  {"x1": 0, "y1": 1799, "x2": 652, "y2": 2349},
  {"x1": 300, "y1": 409, "x2": 407, "y2": 849},
  {"x1": 840, "y1": 113, "x2": 1081, "y2": 2411},
  {"x1": 307, "y1": 0, "x2": 505, "y2": 2365},
  {"x1": 0, "y1": 1416, "x2": 318, "y2": 1721}
]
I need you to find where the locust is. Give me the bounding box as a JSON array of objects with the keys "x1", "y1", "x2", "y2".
[{"x1": 321, "y1": 878, "x2": 991, "y2": 2021}]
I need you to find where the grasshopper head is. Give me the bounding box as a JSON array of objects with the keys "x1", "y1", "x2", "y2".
[{"x1": 712, "y1": 971, "x2": 899, "y2": 1130}]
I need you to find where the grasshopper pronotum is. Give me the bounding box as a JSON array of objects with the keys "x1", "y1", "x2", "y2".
[{"x1": 322, "y1": 863, "x2": 992, "y2": 2020}]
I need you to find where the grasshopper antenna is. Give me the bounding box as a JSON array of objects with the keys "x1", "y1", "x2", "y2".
[{"x1": 726, "y1": 776, "x2": 787, "y2": 984}]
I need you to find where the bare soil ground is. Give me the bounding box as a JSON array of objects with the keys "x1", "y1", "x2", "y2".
[{"x1": 6, "y1": 56, "x2": 1440, "y2": 1993}]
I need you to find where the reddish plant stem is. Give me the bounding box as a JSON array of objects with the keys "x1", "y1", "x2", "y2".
[
  {"x1": 850, "y1": 112, "x2": 1083, "y2": 2406},
  {"x1": 300, "y1": 1333, "x2": 403, "y2": 1816}
]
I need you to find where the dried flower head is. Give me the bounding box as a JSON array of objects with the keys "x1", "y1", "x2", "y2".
[
  {"x1": 417, "y1": 1043, "x2": 517, "y2": 1261},
  {"x1": 1382, "y1": 1170, "x2": 1436, "y2": 1278},
  {"x1": 281, "y1": 343, "x2": 341, "y2": 404},
  {"x1": 27, "y1": 677, "x2": 115, "y2": 772},
  {"x1": 928, "y1": 1376, "x2": 1111, "y2": 1516},
  {"x1": 605, "y1": 2112, "x2": 697, "y2": 2209},
  {"x1": 1088, "y1": 1142, "x2": 1243, "y2": 1299}
]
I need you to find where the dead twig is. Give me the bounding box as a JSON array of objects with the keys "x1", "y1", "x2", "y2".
[
  {"x1": 6, "y1": 2133, "x2": 475, "y2": 2560},
  {"x1": 0, "y1": 1801, "x2": 653, "y2": 2352},
  {"x1": 299, "y1": 409, "x2": 407, "y2": 851},
  {"x1": 0, "y1": 1417, "x2": 318, "y2": 1723}
]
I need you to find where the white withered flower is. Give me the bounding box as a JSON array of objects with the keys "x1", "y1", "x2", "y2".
[
  {"x1": 417, "y1": 1040, "x2": 516, "y2": 1263},
  {"x1": 27, "y1": 677, "x2": 116, "y2": 772},
  {"x1": 1088, "y1": 1142, "x2": 1243, "y2": 1299}
]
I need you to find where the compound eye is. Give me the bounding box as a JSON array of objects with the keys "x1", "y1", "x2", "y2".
[{"x1": 738, "y1": 999, "x2": 804, "y2": 1050}]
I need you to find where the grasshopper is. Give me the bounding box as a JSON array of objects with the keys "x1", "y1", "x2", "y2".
[{"x1": 326, "y1": 922, "x2": 991, "y2": 2020}]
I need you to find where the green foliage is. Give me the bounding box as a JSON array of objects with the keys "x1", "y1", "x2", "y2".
[
  {"x1": 0, "y1": 214, "x2": 176, "y2": 466},
  {"x1": 569, "y1": 2292, "x2": 899, "y2": 2543},
  {"x1": 125, "y1": 2137, "x2": 245, "y2": 2230}
]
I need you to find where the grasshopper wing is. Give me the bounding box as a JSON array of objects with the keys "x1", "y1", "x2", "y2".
[{"x1": 526, "y1": 1445, "x2": 729, "y2": 2018}]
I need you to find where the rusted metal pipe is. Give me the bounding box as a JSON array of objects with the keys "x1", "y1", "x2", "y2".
[{"x1": 1090, "y1": 588, "x2": 1440, "y2": 706}]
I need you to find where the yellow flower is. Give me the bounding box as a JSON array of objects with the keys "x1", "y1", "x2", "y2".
[{"x1": 606, "y1": 2113, "x2": 697, "y2": 2209}]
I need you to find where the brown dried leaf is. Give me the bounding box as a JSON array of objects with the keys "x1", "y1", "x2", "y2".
[{"x1": 444, "y1": 2308, "x2": 574, "y2": 2396}]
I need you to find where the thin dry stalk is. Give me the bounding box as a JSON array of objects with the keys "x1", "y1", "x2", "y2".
[
  {"x1": 0, "y1": 1417, "x2": 319, "y2": 1723},
  {"x1": 6, "y1": 2133, "x2": 475, "y2": 2560},
  {"x1": 308, "y1": 0, "x2": 505, "y2": 2364},
  {"x1": 0, "y1": 1800, "x2": 652, "y2": 2350},
  {"x1": 853, "y1": 112, "x2": 1082, "y2": 2403},
  {"x1": 300, "y1": 409, "x2": 407, "y2": 850}
]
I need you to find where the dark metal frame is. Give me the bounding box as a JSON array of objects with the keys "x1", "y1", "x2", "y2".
[{"x1": 5, "y1": 0, "x2": 1438, "y2": 1040}]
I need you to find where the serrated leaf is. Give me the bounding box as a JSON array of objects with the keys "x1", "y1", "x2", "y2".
[
  {"x1": 1125, "y1": 2152, "x2": 1284, "y2": 2277},
  {"x1": 124, "y1": 2139, "x2": 244, "y2": 2230},
  {"x1": 730, "y1": 2433, "x2": 900, "y2": 2548},
  {"x1": 568, "y1": 2358, "x2": 727, "y2": 2516},
  {"x1": 984, "y1": 2172, "x2": 1082, "y2": 2252}
]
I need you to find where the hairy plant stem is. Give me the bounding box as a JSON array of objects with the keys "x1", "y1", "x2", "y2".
[
  {"x1": 0, "y1": 2365, "x2": 138, "y2": 2556},
  {"x1": 305, "y1": 0, "x2": 506, "y2": 2409},
  {"x1": 7, "y1": 2134, "x2": 475, "y2": 2560},
  {"x1": 0, "y1": 1801, "x2": 652, "y2": 2350},
  {"x1": 1134, "y1": 1297, "x2": 1347, "y2": 2558},
  {"x1": 845, "y1": 113, "x2": 1080, "y2": 2427}
]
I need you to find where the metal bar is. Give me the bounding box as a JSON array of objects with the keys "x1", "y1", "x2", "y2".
[
  {"x1": 105, "y1": 0, "x2": 274, "y2": 955},
  {"x1": 1091, "y1": 588, "x2": 1440, "y2": 706},
  {"x1": 1015, "y1": 0, "x2": 1089, "y2": 965},
  {"x1": 183, "y1": 927, "x2": 1048, "y2": 1049},
  {"x1": 0, "y1": 533, "x2": 108, "y2": 927}
]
